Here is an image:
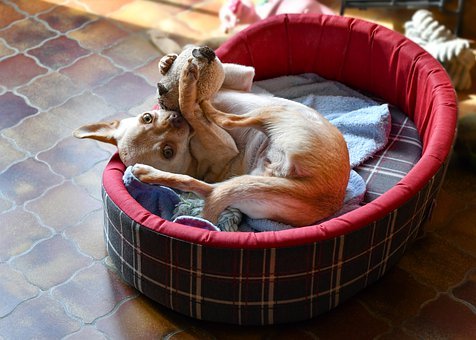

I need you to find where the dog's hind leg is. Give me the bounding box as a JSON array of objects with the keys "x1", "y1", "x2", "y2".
[
  {"x1": 201, "y1": 174, "x2": 326, "y2": 226},
  {"x1": 199, "y1": 100, "x2": 283, "y2": 132}
]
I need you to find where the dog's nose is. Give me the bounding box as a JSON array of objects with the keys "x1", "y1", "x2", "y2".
[{"x1": 169, "y1": 112, "x2": 184, "y2": 128}]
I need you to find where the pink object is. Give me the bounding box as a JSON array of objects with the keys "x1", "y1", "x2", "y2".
[{"x1": 219, "y1": 0, "x2": 335, "y2": 32}]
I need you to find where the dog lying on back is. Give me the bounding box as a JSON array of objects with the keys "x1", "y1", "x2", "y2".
[
  {"x1": 75, "y1": 46, "x2": 241, "y2": 183},
  {"x1": 74, "y1": 46, "x2": 350, "y2": 227}
]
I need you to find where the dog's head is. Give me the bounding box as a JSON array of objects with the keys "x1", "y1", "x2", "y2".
[
  {"x1": 156, "y1": 45, "x2": 226, "y2": 112},
  {"x1": 73, "y1": 110, "x2": 195, "y2": 173}
]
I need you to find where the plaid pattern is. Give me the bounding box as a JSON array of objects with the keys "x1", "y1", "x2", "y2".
[
  {"x1": 102, "y1": 163, "x2": 445, "y2": 325},
  {"x1": 102, "y1": 113, "x2": 444, "y2": 324},
  {"x1": 356, "y1": 106, "x2": 422, "y2": 203},
  {"x1": 100, "y1": 13, "x2": 456, "y2": 325}
]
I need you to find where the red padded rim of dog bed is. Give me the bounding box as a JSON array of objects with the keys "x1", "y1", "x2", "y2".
[{"x1": 102, "y1": 14, "x2": 457, "y2": 249}]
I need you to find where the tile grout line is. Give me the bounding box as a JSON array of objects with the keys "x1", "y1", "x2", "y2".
[
  {"x1": 395, "y1": 230, "x2": 476, "y2": 296},
  {"x1": 0, "y1": 289, "x2": 43, "y2": 320},
  {"x1": 0, "y1": 133, "x2": 29, "y2": 170},
  {"x1": 0, "y1": 193, "x2": 16, "y2": 216},
  {"x1": 1, "y1": 86, "x2": 94, "y2": 160},
  {"x1": 0, "y1": 37, "x2": 19, "y2": 62},
  {"x1": 0, "y1": 4, "x2": 157, "y2": 120},
  {"x1": 2, "y1": 39, "x2": 159, "y2": 145},
  {"x1": 0, "y1": 16, "x2": 62, "y2": 54},
  {"x1": 356, "y1": 297, "x2": 394, "y2": 330},
  {"x1": 5, "y1": 0, "x2": 66, "y2": 18},
  {"x1": 399, "y1": 292, "x2": 445, "y2": 337},
  {"x1": 1, "y1": 11, "x2": 163, "y2": 149},
  {"x1": 48, "y1": 260, "x2": 101, "y2": 323},
  {"x1": 446, "y1": 267, "x2": 476, "y2": 314},
  {"x1": 0, "y1": 195, "x2": 103, "y2": 270},
  {"x1": 431, "y1": 231, "x2": 476, "y2": 261},
  {"x1": 87, "y1": 293, "x2": 141, "y2": 326}
]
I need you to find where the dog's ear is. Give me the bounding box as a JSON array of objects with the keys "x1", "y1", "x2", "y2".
[{"x1": 73, "y1": 121, "x2": 119, "y2": 145}]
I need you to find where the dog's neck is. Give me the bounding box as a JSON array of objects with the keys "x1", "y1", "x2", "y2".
[{"x1": 185, "y1": 155, "x2": 199, "y2": 177}]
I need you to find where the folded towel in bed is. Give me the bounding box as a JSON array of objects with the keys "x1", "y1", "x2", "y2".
[
  {"x1": 123, "y1": 74, "x2": 391, "y2": 232},
  {"x1": 254, "y1": 73, "x2": 391, "y2": 168}
]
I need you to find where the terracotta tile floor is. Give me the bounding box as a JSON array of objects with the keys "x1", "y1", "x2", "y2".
[{"x1": 0, "y1": 0, "x2": 475, "y2": 338}]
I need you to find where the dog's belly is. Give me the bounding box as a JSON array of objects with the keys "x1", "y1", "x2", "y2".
[
  {"x1": 211, "y1": 90, "x2": 288, "y2": 176},
  {"x1": 211, "y1": 89, "x2": 349, "y2": 181},
  {"x1": 226, "y1": 128, "x2": 268, "y2": 176}
]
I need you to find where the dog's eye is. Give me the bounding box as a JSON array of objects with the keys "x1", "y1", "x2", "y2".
[
  {"x1": 163, "y1": 145, "x2": 174, "y2": 159},
  {"x1": 142, "y1": 113, "x2": 153, "y2": 124}
]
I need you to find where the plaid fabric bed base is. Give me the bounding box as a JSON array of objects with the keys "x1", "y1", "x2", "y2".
[
  {"x1": 356, "y1": 106, "x2": 423, "y2": 203},
  {"x1": 102, "y1": 162, "x2": 445, "y2": 325},
  {"x1": 101, "y1": 109, "x2": 445, "y2": 325}
]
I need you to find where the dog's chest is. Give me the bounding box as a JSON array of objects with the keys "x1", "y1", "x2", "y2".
[{"x1": 228, "y1": 128, "x2": 268, "y2": 174}]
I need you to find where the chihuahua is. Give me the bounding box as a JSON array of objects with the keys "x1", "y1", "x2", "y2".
[{"x1": 75, "y1": 49, "x2": 350, "y2": 227}]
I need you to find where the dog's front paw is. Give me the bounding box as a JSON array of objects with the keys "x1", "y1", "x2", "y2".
[
  {"x1": 132, "y1": 164, "x2": 159, "y2": 183},
  {"x1": 159, "y1": 53, "x2": 178, "y2": 75}
]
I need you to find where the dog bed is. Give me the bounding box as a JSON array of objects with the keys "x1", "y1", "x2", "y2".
[{"x1": 101, "y1": 14, "x2": 457, "y2": 325}]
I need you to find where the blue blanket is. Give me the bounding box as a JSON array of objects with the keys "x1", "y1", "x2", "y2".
[{"x1": 123, "y1": 74, "x2": 391, "y2": 232}]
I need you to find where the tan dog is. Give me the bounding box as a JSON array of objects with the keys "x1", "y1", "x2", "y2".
[
  {"x1": 75, "y1": 47, "x2": 350, "y2": 227},
  {"x1": 136, "y1": 57, "x2": 350, "y2": 226},
  {"x1": 74, "y1": 47, "x2": 240, "y2": 183}
]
